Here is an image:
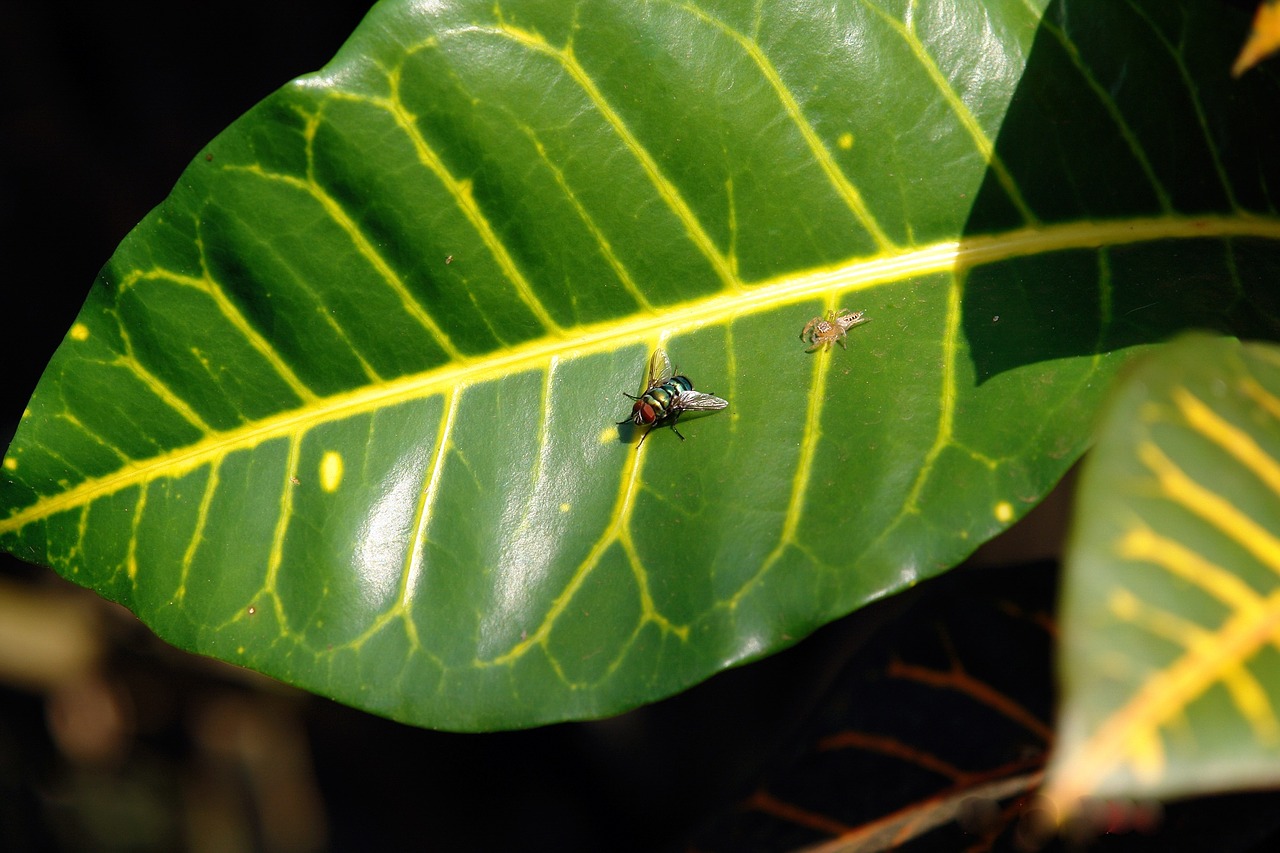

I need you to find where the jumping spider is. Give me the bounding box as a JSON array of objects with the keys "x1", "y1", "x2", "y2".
[{"x1": 800, "y1": 309, "x2": 868, "y2": 352}]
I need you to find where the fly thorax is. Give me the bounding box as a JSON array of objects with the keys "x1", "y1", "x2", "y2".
[{"x1": 648, "y1": 386, "x2": 675, "y2": 411}]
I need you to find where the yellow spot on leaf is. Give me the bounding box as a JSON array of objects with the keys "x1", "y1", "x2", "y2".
[
  {"x1": 69, "y1": 323, "x2": 89, "y2": 341},
  {"x1": 320, "y1": 451, "x2": 343, "y2": 493},
  {"x1": 837, "y1": 132, "x2": 854, "y2": 150},
  {"x1": 601, "y1": 426, "x2": 620, "y2": 444},
  {"x1": 2, "y1": 457, "x2": 15, "y2": 471},
  {"x1": 994, "y1": 501, "x2": 1014, "y2": 523},
  {"x1": 560, "y1": 503, "x2": 571, "y2": 513}
]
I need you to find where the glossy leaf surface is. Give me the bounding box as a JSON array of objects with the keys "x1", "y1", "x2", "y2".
[
  {"x1": 1049, "y1": 337, "x2": 1280, "y2": 806},
  {"x1": 3, "y1": 0, "x2": 1280, "y2": 729}
]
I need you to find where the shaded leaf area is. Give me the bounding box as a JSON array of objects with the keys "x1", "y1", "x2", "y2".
[
  {"x1": 963, "y1": 0, "x2": 1280, "y2": 383},
  {"x1": 1049, "y1": 337, "x2": 1280, "y2": 808},
  {"x1": 3, "y1": 0, "x2": 1280, "y2": 729},
  {"x1": 688, "y1": 563, "x2": 1056, "y2": 852}
]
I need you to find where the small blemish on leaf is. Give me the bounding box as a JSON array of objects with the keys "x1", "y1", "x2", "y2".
[{"x1": 320, "y1": 451, "x2": 343, "y2": 492}]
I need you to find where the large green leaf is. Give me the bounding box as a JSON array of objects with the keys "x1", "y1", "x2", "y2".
[
  {"x1": 1049, "y1": 336, "x2": 1280, "y2": 807},
  {"x1": 3, "y1": 0, "x2": 1279, "y2": 729}
]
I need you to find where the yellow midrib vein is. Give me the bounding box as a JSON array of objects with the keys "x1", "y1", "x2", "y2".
[{"x1": 3, "y1": 214, "x2": 1279, "y2": 530}]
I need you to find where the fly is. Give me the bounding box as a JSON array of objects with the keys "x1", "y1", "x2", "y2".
[{"x1": 618, "y1": 348, "x2": 728, "y2": 447}]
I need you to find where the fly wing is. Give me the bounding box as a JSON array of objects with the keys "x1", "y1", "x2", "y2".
[
  {"x1": 673, "y1": 389, "x2": 729, "y2": 412},
  {"x1": 645, "y1": 347, "x2": 674, "y2": 390}
]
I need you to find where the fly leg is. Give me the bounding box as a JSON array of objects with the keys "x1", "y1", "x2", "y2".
[{"x1": 667, "y1": 412, "x2": 687, "y2": 441}]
